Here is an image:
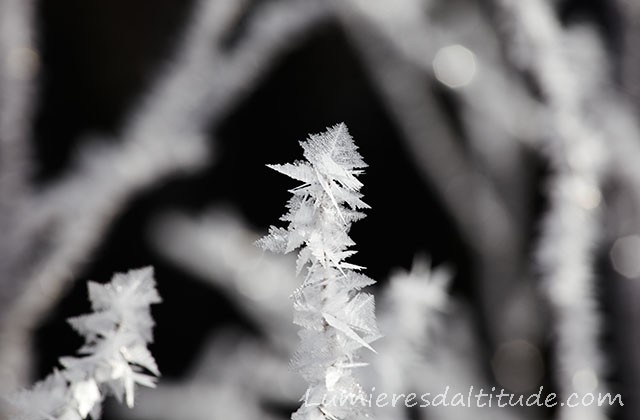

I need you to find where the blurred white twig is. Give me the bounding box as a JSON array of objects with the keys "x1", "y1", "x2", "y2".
[
  {"x1": 0, "y1": 0, "x2": 329, "y2": 405},
  {"x1": 495, "y1": 2, "x2": 611, "y2": 419},
  {"x1": 0, "y1": 0, "x2": 37, "y2": 207},
  {"x1": 150, "y1": 209, "x2": 298, "y2": 350},
  {"x1": 334, "y1": 0, "x2": 539, "y2": 352}
]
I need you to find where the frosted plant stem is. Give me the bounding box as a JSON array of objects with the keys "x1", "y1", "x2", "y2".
[
  {"x1": 494, "y1": 1, "x2": 610, "y2": 419},
  {"x1": 258, "y1": 124, "x2": 380, "y2": 420},
  {"x1": 5, "y1": 267, "x2": 161, "y2": 420}
]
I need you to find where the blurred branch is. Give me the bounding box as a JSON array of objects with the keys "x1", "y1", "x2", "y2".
[
  {"x1": 114, "y1": 330, "x2": 302, "y2": 420},
  {"x1": 493, "y1": 2, "x2": 612, "y2": 419},
  {"x1": 587, "y1": 68, "x2": 640, "y2": 420},
  {"x1": 0, "y1": 0, "x2": 330, "y2": 404},
  {"x1": 616, "y1": 0, "x2": 640, "y2": 108},
  {"x1": 413, "y1": 305, "x2": 532, "y2": 420},
  {"x1": 334, "y1": 0, "x2": 540, "y2": 352},
  {"x1": 149, "y1": 209, "x2": 298, "y2": 350},
  {"x1": 186, "y1": 332, "x2": 302, "y2": 404},
  {"x1": 0, "y1": 0, "x2": 38, "y2": 401},
  {"x1": 0, "y1": 0, "x2": 37, "y2": 206}
]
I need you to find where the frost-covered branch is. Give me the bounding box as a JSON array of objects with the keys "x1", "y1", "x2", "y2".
[
  {"x1": 0, "y1": 0, "x2": 329, "y2": 400},
  {"x1": 493, "y1": 2, "x2": 611, "y2": 419},
  {"x1": 0, "y1": 0, "x2": 37, "y2": 207},
  {"x1": 365, "y1": 258, "x2": 450, "y2": 420},
  {"x1": 149, "y1": 209, "x2": 298, "y2": 350},
  {"x1": 372, "y1": 258, "x2": 450, "y2": 395},
  {"x1": 368, "y1": 257, "x2": 531, "y2": 420},
  {"x1": 411, "y1": 306, "x2": 531, "y2": 420},
  {"x1": 334, "y1": 1, "x2": 537, "y2": 350},
  {"x1": 0, "y1": 0, "x2": 39, "y2": 378},
  {"x1": 258, "y1": 123, "x2": 380, "y2": 420},
  {"x1": 5, "y1": 267, "x2": 161, "y2": 420}
]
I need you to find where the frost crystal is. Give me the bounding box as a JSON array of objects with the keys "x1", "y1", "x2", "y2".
[
  {"x1": 257, "y1": 123, "x2": 380, "y2": 420},
  {"x1": 6, "y1": 267, "x2": 161, "y2": 420}
]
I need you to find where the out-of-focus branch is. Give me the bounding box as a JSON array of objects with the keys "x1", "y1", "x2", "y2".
[
  {"x1": 0, "y1": 0, "x2": 38, "y2": 401},
  {"x1": 149, "y1": 209, "x2": 298, "y2": 350},
  {"x1": 0, "y1": 0, "x2": 330, "y2": 404},
  {"x1": 424, "y1": 0, "x2": 543, "y2": 224},
  {"x1": 369, "y1": 258, "x2": 533, "y2": 420},
  {"x1": 413, "y1": 305, "x2": 533, "y2": 420},
  {"x1": 186, "y1": 332, "x2": 303, "y2": 403},
  {"x1": 496, "y1": 2, "x2": 640, "y2": 417},
  {"x1": 0, "y1": 0, "x2": 38, "y2": 305},
  {"x1": 334, "y1": 0, "x2": 538, "y2": 352},
  {"x1": 493, "y1": 2, "x2": 611, "y2": 420},
  {"x1": 0, "y1": 0, "x2": 37, "y2": 205},
  {"x1": 114, "y1": 331, "x2": 302, "y2": 420},
  {"x1": 366, "y1": 258, "x2": 449, "y2": 420},
  {"x1": 590, "y1": 87, "x2": 640, "y2": 420},
  {"x1": 595, "y1": 14, "x2": 640, "y2": 417}
]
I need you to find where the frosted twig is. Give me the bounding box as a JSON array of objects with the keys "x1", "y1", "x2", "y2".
[
  {"x1": 0, "y1": 0, "x2": 39, "y2": 408},
  {"x1": 334, "y1": 1, "x2": 532, "y2": 348},
  {"x1": 411, "y1": 305, "x2": 532, "y2": 420},
  {"x1": 362, "y1": 257, "x2": 532, "y2": 420},
  {"x1": 149, "y1": 209, "x2": 298, "y2": 350},
  {"x1": 114, "y1": 331, "x2": 302, "y2": 420},
  {"x1": 590, "y1": 13, "x2": 640, "y2": 417},
  {"x1": 186, "y1": 332, "x2": 303, "y2": 403},
  {"x1": 0, "y1": 0, "x2": 329, "y2": 400},
  {"x1": 364, "y1": 258, "x2": 450, "y2": 420},
  {"x1": 343, "y1": 0, "x2": 543, "y2": 219},
  {"x1": 0, "y1": 0, "x2": 37, "y2": 208},
  {"x1": 494, "y1": 2, "x2": 610, "y2": 419},
  {"x1": 258, "y1": 124, "x2": 380, "y2": 420},
  {"x1": 5, "y1": 267, "x2": 161, "y2": 420},
  {"x1": 0, "y1": 0, "x2": 38, "y2": 340},
  {"x1": 594, "y1": 95, "x2": 640, "y2": 420}
]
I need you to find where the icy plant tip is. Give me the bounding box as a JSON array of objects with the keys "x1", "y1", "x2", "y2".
[
  {"x1": 6, "y1": 267, "x2": 162, "y2": 420},
  {"x1": 257, "y1": 123, "x2": 381, "y2": 420}
]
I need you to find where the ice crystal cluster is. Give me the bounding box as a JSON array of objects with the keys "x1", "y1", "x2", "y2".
[
  {"x1": 258, "y1": 123, "x2": 380, "y2": 420},
  {"x1": 7, "y1": 267, "x2": 161, "y2": 420}
]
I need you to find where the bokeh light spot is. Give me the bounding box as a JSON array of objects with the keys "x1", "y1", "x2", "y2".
[
  {"x1": 433, "y1": 44, "x2": 476, "y2": 89},
  {"x1": 610, "y1": 235, "x2": 640, "y2": 279}
]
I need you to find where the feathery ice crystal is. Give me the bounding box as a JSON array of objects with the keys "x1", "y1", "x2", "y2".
[
  {"x1": 7, "y1": 267, "x2": 161, "y2": 420},
  {"x1": 257, "y1": 123, "x2": 380, "y2": 420}
]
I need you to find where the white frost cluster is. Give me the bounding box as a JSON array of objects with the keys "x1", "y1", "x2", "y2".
[
  {"x1": 257, "y1": 123, "x2": 380, "y2": 420},
  {"x1": 7, "y1": 267, "x2": 161, "y2": 420}
]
